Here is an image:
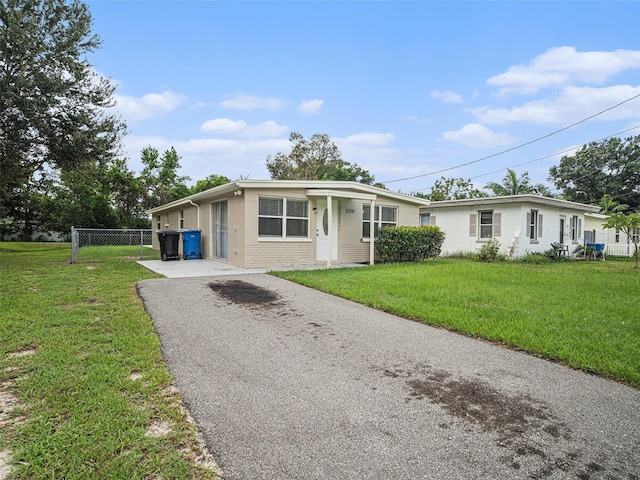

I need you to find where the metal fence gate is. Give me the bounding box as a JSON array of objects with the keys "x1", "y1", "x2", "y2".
[{"x1": 70, "y1": 227, "x2": 154, "y2": 263}]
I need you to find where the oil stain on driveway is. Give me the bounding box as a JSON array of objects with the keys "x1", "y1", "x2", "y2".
[{"x1": 137, "y1": 274, "x2": 640, "y2": 480}]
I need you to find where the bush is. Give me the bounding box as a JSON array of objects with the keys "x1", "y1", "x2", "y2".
[
  {"x1": 476, "y1": 238, "x2": 504, "y2": 262},
  {"x1": 376, "y1": 226, "x2": 445, "y2": 263}
]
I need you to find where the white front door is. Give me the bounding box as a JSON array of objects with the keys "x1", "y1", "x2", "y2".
[{"x1": 316, "y1": 199, "x2": 338, "y2": 262}]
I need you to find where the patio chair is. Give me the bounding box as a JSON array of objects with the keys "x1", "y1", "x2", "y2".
[{"x1": 551, "y1": 242, "x2": 569, "y2": 259}]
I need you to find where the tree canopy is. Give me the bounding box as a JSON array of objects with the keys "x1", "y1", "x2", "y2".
[
  {"x1": 485, "y1": 169, "x2": 552, "y2": 197},
  {"x1": 426, "y1": 177, "x2": 488, "y2": 201},
  {"x1": 266, "y1": 132, "x2": 379, "y2": 185},
  {"x1": 0, "y1": 0, "x2": 126, "y2": 236},
  {"x1": 548, "y1": 135, "x2": 640, "y2": 211}
]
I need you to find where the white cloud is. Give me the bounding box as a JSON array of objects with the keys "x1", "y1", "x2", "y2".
[
  {"x1": 472, "y1": 85, "x2": 640, "y2": 125},
  {"x1": 488, "y1": 47, "x2": 640, "y2": 95},
  {"x1": 297, "y1": 99, "x2": 324, "y2": 115},
  {"x1": 338, "y1": 132, "x2": 395, "y2": 146},
  {"x1": 113, "y1": 91, "x2": 186, "y2": 122},
  {"x1": 219, "y1": 94, "x2": 286, "y2": 111},
  {"x1": 201, "y1": 118, "x2": 247, "y2": 135},
  {"x1": 442, "y1": 124, "x2": 515, "y2": 148},
  {"x1": 430, "y1": 90, "x2": 463, "y2": 103},
  {"x1": 200, "y1": 118, "x2": 289, "y2": 139}
]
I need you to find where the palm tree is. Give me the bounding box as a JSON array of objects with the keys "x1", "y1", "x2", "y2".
[
  {"x1": 485, "y1": 169, "x2": 551, "y2": 197},
  {"x1": 598, "y1": 194, "x2": 629, "y2": 214}
]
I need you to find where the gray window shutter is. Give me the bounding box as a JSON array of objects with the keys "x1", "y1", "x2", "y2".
[
  {"x1": 469, "y1": 214, "x2": 477, "y2": 236},
  {"x1": 526, "y1": 212, "x2": 531, "y2": 238},
  {"x1": 538, "y1": 214, "x2": 543, "y2": 237},
  {"x1": 494, "y1": 212, "x2": 501, "y2": 237}
]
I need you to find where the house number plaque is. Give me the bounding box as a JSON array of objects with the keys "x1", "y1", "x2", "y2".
[{"x1": 345, "y1": 208, "x2": 356, "y2": 214}]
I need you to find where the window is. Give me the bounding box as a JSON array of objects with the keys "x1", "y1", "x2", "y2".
[
  {"x1": 479, "y1": 210, "x2": 493, "y2": 239},
  {"x1": 570, "y1": 215, "x2": 582, "y2": 242},
  {"x1": 362, "y1": 204, "x2": 397, "y2": 238},
  {"x1": 527, "y1": 209, "x2": 543, "y2": 242},
  {"x1": 179, "y1": 210, "x2": 184, "y2": 229},
  {"x1": 420, "y1": 213, "x2": 431, "y2": 226},
  {"x1": 156, "y1": 215, "x2": 161, "y2": 230},
  {"x1": 615, "y1": 228, "x2": 620, "y2": 243},
  {"x1": 258, "y1": 197, "x2": 309, "y2": 238},
  {"x1": 470, "y1": 211, "x2": 501, "y2": 239}
]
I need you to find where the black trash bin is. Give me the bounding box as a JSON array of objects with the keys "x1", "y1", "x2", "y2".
[
  {"x1": 157, "y1": 230, "x2": 180, "y2": 261},
  {"x1": 182, "y1": 229, "x2": 201, "y2": 260}
]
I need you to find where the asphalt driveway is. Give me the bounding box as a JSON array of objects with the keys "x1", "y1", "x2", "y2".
[{"x1": 137, "y1": 274, "x2": 640, "y2": 480}]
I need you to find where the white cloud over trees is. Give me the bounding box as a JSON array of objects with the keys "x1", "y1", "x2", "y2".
[
  {"x1": 297, "y1": 99, "x2": 324, "y2": 115},
  {"x1": 443, "y1": 124, "x2": 515, "y2": 148},
  {"x1": 487, "y1": 47, "x2": 640, "y2": 95},
  {"x1": 114, "y1": 91, "x2": 186, "y2": 121}
]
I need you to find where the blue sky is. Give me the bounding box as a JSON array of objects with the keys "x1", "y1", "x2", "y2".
[{"x1": 87, "y1": 1, "x2": 640, "y2": 196}]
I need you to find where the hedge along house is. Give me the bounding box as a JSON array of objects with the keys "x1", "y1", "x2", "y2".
[
  {"x1": 147, "y1": 180, "x2": 431, "y2": 269},
  {"x1": 419, "y1": 195, "x2": 600, "y2": 258}
]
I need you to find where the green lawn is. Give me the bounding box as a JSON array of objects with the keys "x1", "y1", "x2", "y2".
[
  {"x1": 273, "y1": 258, "x2": 640, "y2": 387},
  {"x1": 0, "y1": 243, "x2": 218, "y2": 479},
  {"x1": 1, "y1": 245, "x2": 638, "y2": 478}
]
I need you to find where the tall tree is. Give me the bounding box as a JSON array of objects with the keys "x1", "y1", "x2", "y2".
[
  {"x1": 549, "y1": 136, "x2": 640, "y2": 210},
  {"x1": 266, "y1": 132, "x2": 378, "y2": 185},
  {"x1": 0, "y1": 0, "x2": 126, "y2": 233},
  {"x1": 485, "y1": 169, "x2": 551, "y2": 197},
  {"x1": 427, "y1": 177, "x2": 488, "y2": 201},
  {"x1": 598, "y1": 194, "x2": 629, "y2": 214},
  {"x1": 189, "y1": 174, "x2": 230, "y2": 195},
  {"x1": 139, "y1": 146, "x2": 191, "y2": 209}
]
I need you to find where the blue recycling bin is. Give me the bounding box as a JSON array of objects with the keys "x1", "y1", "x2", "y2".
[{"x1": 182, "y1": 229, "x2": 201, "y2": 260}]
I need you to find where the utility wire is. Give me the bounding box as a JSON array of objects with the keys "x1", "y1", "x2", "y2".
[
  {"x1": 408, "y1": 125, "x2": 640, "y2": 193},
  {"x1": 468, "y1": 125, "x2": 640, "y2": 181},
  {"x1": 382, "y1": 92, "x2": 640, "y2": 185}
]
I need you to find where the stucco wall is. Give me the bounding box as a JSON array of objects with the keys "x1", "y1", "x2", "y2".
[{"x1": 423, "y1": 201, "x2": 588, "y2": 258}]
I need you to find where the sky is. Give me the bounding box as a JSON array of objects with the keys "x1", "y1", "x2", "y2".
[{"x1": 86, "y1": 0, "x2": 640, "y2": 197}]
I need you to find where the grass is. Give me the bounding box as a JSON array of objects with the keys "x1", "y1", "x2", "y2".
[
  {"x1": 273, "y1": 258, "x2": 640, "y2": 387},
  {"x1": 0, "y1": 242, "x2": 218, "y2": 479}
]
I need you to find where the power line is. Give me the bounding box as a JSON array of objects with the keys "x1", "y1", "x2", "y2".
[
  {"x1": 408, "y1": 125, "x2": 640, "y2": 193},
  {"x1": 382, "y1": 93, "x2": 640, "y2": 185},
  {"x1": 468, "y1": 125, "x2": 640, "y2": 181}
]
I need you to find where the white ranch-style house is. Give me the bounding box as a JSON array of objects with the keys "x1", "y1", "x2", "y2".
[{"x1": 419, "y1": 195, "x2": 600, "y2": 258}]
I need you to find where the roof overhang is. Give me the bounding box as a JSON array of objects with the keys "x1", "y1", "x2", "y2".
[
  {"x1": 420, "y1": 195, "x2": 600, "y2": 213},
  {"x1": 305, "y1": 189, "x2": 377, "y2": 201},
  {"x1": 146, "y1": 180, "x2": 430, "y2": 214}
]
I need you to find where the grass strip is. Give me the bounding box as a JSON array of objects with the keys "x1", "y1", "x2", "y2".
[
  {"x1": 273, "y1": 258, "x2": 640, "y2": 387},
  {"x1": 0, "y1": 243, "x2": 218, "y2": 479}
]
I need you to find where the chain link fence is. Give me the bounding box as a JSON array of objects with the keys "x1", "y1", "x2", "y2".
[{"x1": 70, "y1": 227, "x2": 156, "y2": 263}]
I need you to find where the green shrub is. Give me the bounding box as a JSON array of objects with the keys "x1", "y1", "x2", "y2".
[
  {"x1": 376, "y1": 225, "x2": 445, "y2": 263},
  {"x1": 476, "y1": 238, "x2": 504, "y2": 262}
]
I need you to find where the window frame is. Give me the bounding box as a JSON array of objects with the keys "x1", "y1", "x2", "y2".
[
  {"x1": 257, "y1": 196, "x2": 310, "y2": 240},
  {"x1": 362, "y1": 204, "x2": 398, "y2": 239},
  {"x1": 479, "y1": 210, "x2": 494, "y2": 239}
]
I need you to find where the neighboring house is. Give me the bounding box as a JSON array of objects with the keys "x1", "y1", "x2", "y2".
[
  {"x1": 147, "y1": 180, "x2": 431, "y2": 268},
  {"x1": 419, "y1": 195, "x2": 600, "y2": 258},
  {"x1": 584, "y1": 212, "x2": 638, "y2": 257}
]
